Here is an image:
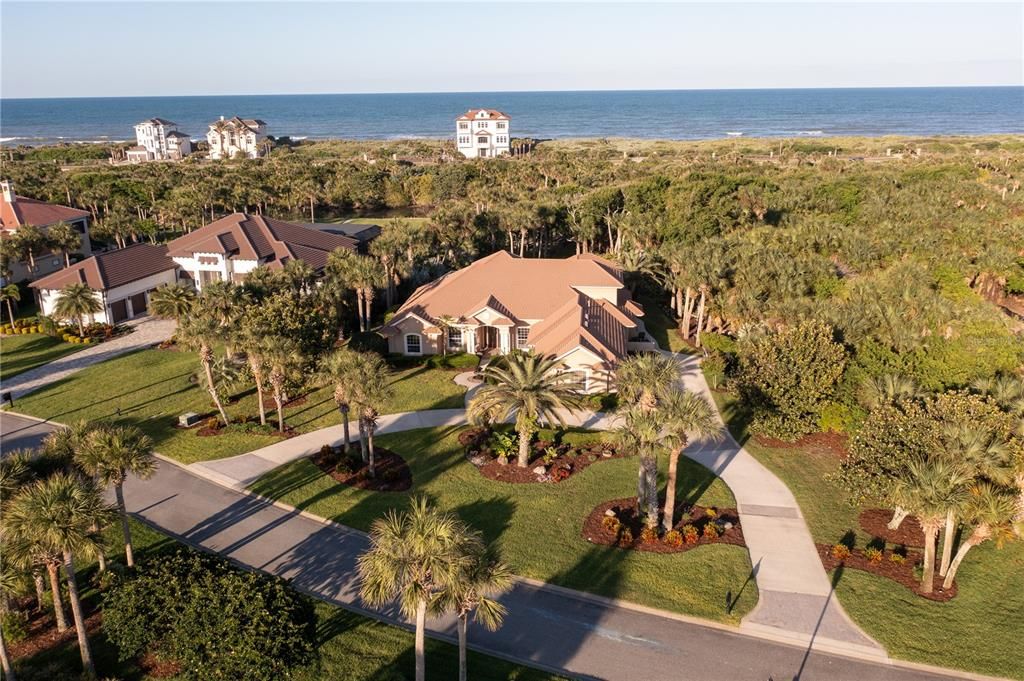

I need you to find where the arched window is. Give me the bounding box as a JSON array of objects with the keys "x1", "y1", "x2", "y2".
[{"x1": 405, "y1": 334, "x2": 422, "y2": 355}]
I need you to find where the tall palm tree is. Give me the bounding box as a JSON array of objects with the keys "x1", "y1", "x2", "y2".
[
  {"x1": 325, "y1": 249, "x2": 386, "y2": 333},
  {"x1": 613, "y1": 407, "x2": 664, "y2": 528},
  {"x1": 659, "y1": 391, "x2": 724, "y2": 532},
  {"x1": 238, "y1": 326, "x2": 271, "y2": 426},
  {"x1": 358, "y1": 497, "x2": 479, "y2": 681},
  {"x1": 263, "y1": 335, "x2": 304, "y2": 433},
  {"x1": 148, "y1": 282, "x2": 196, "y2": 322},
  {"x1": 76, "y1": 424, "x2": 156, "y2": 568},
  {"x1": 350, "y1": 352, "x2": 392, "y2": 477},
  {"x1": 468, "y1": 352, "x2": 585, "y2": 468},
  {"x1": 6, "y1": 224, "x2": 46, "y2": 271},
  {"x1": 178, "y1": 312, "x2": 232, "y2": 425},
  {"x1": 435, "y1": 543, "x2": 512, "y2": 681},
  {"x1": 53, "y1": 283, "x2": 103, "y2": 336},
  {"x1": 318, "y1": 347, "x2": 365, "y2": 455},
  {"x1": 4, "y1": 473, "x2": 114, "y2": 677},
  {"x1": 200, "y1": 280, "x2": 249, "y2": 356},
  {"x1": 942, "y1": 483, "x2": 1018, "y2": 589},
  {"x1": 47, "y1": 221, "x2": 82, "y2": 267},
  {"x1": 615, "y1": 352, "x2": 679, "y2": 413},
  {"x1": 1, "y1": 283, "x2": 20, "y2": 327}
]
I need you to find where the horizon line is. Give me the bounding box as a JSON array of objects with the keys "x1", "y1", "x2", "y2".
[{"x1": 3, "y1": 83, "x2": 1023, "y2": 102}]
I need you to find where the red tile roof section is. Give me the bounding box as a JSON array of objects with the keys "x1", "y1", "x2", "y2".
[
  {"x1": 1, "y1": 194, "x2": 90, "y2": 231},
  {"x1": 29, "y1": 243, "x2": 176, "y2": 292}
]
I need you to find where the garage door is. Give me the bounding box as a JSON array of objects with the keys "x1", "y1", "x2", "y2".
[
  {"x1": 110, "y1": 299, "x2": 129, "y2": 324},
  {"x1": 130, "y1": 292, "x2": 147, "y2": 316}
]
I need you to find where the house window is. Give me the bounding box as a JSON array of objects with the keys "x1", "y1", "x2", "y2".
[
  {"x1": 496, "y1": 136, "x2": 507, "y2": 144},
  {"x1": 458, "y1": 136, "x2": 469, "y2": 144},
  {"x1": 477, "y1": 136, "x2": 488, "y2": 144},
  {"x1": 448, "y1": 328, "x2": 462, "y2": 350},
  {"x1": 497, "y1": 122, "x2": 506, "y2": 129},
  {"x1": 516, "y1": 327, "x2": 530, "y2": 348},
  {"x1": 459, "y1": 122, "x2": 468, "y2": 129},
  {"x1": 405, "y1": 334, "x2": 422, "y2": 354}
]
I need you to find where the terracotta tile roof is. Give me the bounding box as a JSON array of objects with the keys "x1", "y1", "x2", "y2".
[
  {"x1": 1, "y1": 194, "x2": 90, "y2": 231},
  {"x1": 456, "y1": 109, "x2": 510, "y2": 121},
  {"x1": 166, "y1": 213, "x2": 358, "y2": 271},
  {"x1": 526, "y1": 292, "x2": 630, "y2": 364},
  {"x1": 29, "y1": 243, "x2": 175, "y2": 292}
]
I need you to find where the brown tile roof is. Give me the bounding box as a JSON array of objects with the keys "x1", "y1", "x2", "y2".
[
  {"x1": 29, "y1": 243, "x2": 176, "y2": 292},
  {"x1": 526, "y1": 292, "x2": 633, "y2": 364},
  {"x1": 1, "y1": 194, "x2": 90, "y2": 231},
  {"x1": 166, "y1": 213, "x2": 358, "y2": 270},
  {"x1": 456, "y1": 109, "x2": 510, "y2": 121}
]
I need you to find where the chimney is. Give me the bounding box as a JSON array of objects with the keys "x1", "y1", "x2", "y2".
[
  {"x1": 1, "y1": 180, "x2": 14, "y2": 204},
  {"x1": 220, "y1": 115, "x2": 225, "y2": 121}
]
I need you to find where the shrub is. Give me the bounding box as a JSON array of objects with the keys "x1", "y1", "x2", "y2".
[
  {"x1": 701, "y1": 332, "x2": 738, "y2": 355},
  {"x1": 817, "y1": 402, "x2": 856, "y2": 433},
  {"x1": 702, "y1": 523, "x2": 720, "y2": 540},
  {"x1": 830, "y1": 544, "x2": 851, "y2": 560},
  {"x1": 542, "y1": 446, "x2": 560, "y2": 465},
  {"x1": 639, "y1": 527, "x2": 659, "y2": 544},
  {"x1": 103, "y1": 549, "x2": 316, "y2": 680},
  {"x1": 864, "y1": 547, "x2": 883, "y2": 564},
  {"x1": 889, "y1": 552, "x2": 906, "y2": 565},
  {"x1": 602, "y1": 515, "x2": 621, "y2": 532},
  {"x1": 489, "y1": 431, "x2": 518, "y2": 458},
  {"x1": 550, "y1": 466, "x2": 571, "y2": 483},
  {"x1": 704, "y1": 507, "x2": 717, "y2": 518},
  {"x1": 682, "y1": 524, "x2": 699, "y2": 545},
  {"x1": 1, "y1": 610, "x2": 29, "y2": 644},
  {"x1": 319, "y1": 444, "x2": 337, "y2": 461},
  {"x1": 618, "y1": 528, "x2": 634, "y2": 546},
  {"x1": 663, "y1": 530, "x2": 684, "y2": 547}
]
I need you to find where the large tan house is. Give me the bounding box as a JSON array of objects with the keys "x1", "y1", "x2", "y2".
[
  {"x1": 381, "y1": 251, "x2": 652, "y2": 392},
  {"x1": 1, "y1": 180, "x2": 92, "y2": 282}
]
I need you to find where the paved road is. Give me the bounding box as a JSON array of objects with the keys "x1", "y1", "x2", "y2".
[
  {"x1": 0, "y1": 316, "x2": 175, "y2": 399},
  {"x1": 0, "y1": 411, "x2": 52, "y2": 455},
  {"x1": 125, "y1": 459, "x2": 963, "y2": 681}
]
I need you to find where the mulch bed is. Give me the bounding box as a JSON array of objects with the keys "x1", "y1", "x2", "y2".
[
  {"x1": 583, "y1": 497, "x2": 745, "y2": 554},
  {"x1": 193, "y1": 415, "x2": 295, "y2": 439},
  {"x1": 140, "y1": 651, "x2": 183, "y2": 678},
  {"x1": 858, "y1": 508, "x2": 925, "y2": 547},
  {"x1": 261, "y1": 394, "x2": 308, "y2": 410},
  {"x1": 754, "y1": 430, "x2": 849, "y2": 458},
  {"x1": 8, "y1": 598, "x2": 102, "y2": 661},
  {"x1": 816, "y1": 544, "x2": 957, "y2": 601},
  {"x1": 461, "y1": 427, "x2": 627, "y2": 484},
  {"x1": 311, "y1": 446, "x2": 412, "y2": 492}
]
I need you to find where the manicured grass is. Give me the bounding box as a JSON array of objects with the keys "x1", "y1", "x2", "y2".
[
  {"x1": 1, "y1": 333, "x2": 85, "y2": 380},
  {"x1": 11, "y1": 347, "x2": 466, "y2": 464},
  {"x1": 635, "y1": 291, "x2": 693, "y2": 354},
  {"x1": 250, "y1": 426, "x2": 759, "y2": 623},
  {"x1": 711, "y1": 385, "x2": 1024, "y2": 679},
  {"x1": 13, "y1": 518, "x2": 565, "y2": 681}
]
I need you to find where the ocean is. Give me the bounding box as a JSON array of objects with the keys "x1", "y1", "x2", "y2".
[{"x1": 1, "y1": 87, "x2": 1022, "y2": 146}]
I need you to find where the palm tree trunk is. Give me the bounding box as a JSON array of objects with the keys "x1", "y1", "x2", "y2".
[
  {"x1": 458, "y1": 612, "x2": 468, "y2": 681},
  {"x1": 939, "y1": 510, "x2": 956, "y2": 577},
  {"x1": 694, "y1": 290, "x2": 706, "y2": 348},
  {"x1": 274, "y1": 387, "x2": 285, "y2": 433},
  {"x1": 78, "y1": 316, "x2": 86, "y2": 337},
  {"x1": 47, "y1": 562, "x2": 68, "y2": 632},
  {"x1": 356, "y1": 289, "x2": 366, "y2": 333},
  {"x1": 0, "y1": 625, "x2": 14, "y2": 681},
  {"x1": 252, "y1": 363, "x2": 267, "y2": 426},
  {"x1": 92, "y1": 522, "x2": 107, "y2": 572},
  {"x1": 681, "y1": 288, "x2": 693, "y2": 339},
  {"x1": 62, "y1": 551, "x2": 95, "y2": 678},
  {"x1": 516, "y1": 424, "x2": 532, "y2": 468},
  {"x1": 366, "y1": 418, "x2": 376, "y2": 478},
  {"x1": 1014, "y1": 473, "x2": 1024, "y2": 537},
  {"x1": 921, "y1": 524, "x2": 938, "y2": 594},
  {"x1": 642, "y1": 455, "x2": 659, "y2": 529},
  {"x1": 414, "y1": 598, "x2": 427, "y2": 681},
  {"x1": 202, "y1": 348, "x2": 230, "y2": 425},
  {"x1": 357, "y1": 417, "x2": 368, "y2": 463},
  {"x1": 115, "y1": 483, "x2": 135, "y2": 568},
  {"x1": 33, "y1": 571, "x2": 45, "y2": 613},
  {"x1": 364, "y1": 288, "x2": 373, "y2": 330},
  {"x1": 943, "y1": 530, "x2": 985, "y2": 589},
  {"x1": 887, "y1": 506, "x2": 909, "y2": 530},
  {"x1": 662, "y1": 445, "x2": 684, "y2": 533},
  {"x1": 339, "y1": 404, "x2": 351, "y2": 453},
  {"x1": 5, "y1": 300, "x2": 15, "y2": 327}
]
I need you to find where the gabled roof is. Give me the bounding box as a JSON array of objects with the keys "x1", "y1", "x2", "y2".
[
  {"x1": 29, "y1": 243, "x2": 176, "y2": 292},
  {"x1": 456, "y1": 109, "x2": 510, "y2": 121},
  {"x1": 166, "y1": 213, "x2": 359, "y2": 271},
  {"x1": 165, "y1": 131, "x2": 191, "y2": 139},
  {"x1": 1, "y1": 193, "x2": 90, "y2": 231},
  {"x1": 137, "y1": 118, "x2": 177, "y2": 127},
  {"x1": 526, "y1": 292, "x2": 632, "y2": 364},
  {"x1": 208, "y1": 117, "x2": 267, "y2": 133}
]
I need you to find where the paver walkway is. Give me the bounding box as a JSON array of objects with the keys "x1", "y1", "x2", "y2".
[
  {"x1": 190, "y1": 351, "x2": 880, "y2": 656},
  {"x1": 0, "y1": 316, "x2": 175, "y2": 399}
]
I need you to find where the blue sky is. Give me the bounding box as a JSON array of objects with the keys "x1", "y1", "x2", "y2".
[{"x1": 2, "y1": 2, "x2": 1021, "y2": 98}]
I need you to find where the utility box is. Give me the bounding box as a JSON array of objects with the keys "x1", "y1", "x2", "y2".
[{"x1": 179, "y1": 412, "x2": 202, "y2": 428}]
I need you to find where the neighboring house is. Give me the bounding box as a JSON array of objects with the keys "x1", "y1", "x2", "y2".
[
  {"x1": 297, "y1": 221, "x2": 382, "y2": 253},
  {"x1": 128, "y1": 118, "x2": 193, "y2": 162},
  {"x1": 0, "y1": 180, "x2": 92, "y2": 282},
  {"x1": 30, "y1": 243, "x2": 179, "y2": 324},
  {"x1": 207, "y1": 116, "x2": 268, "y2": 160},
  {"x1": 167, "y1": 213, "x2": 363, "y2": 291},
  {"x1": 456, "y1": 109, "x2": 511, "y2": 159},
  {"x1": 381, "y1": 251, "x2": 651, "y2": 393}
]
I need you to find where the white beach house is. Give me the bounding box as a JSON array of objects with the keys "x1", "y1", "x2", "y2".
[
  {"x1": 127, "y1": 118, "x2": 193, "y2": 162},
  {"x1": 206, "y1": 116, "x2": 269, "y2": 160},
  {"x1": 456, "y1": 109, "x2": 511, "y2": 159}
]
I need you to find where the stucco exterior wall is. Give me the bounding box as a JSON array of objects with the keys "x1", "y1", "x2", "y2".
[{"x1": 37, "y1": 269, "x2": 178, "y2": 325}]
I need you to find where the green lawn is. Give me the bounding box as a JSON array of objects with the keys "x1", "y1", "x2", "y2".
[
  {"x1": 1, "y1": 333, "x2": 84, "y2": 381},
  {"x1": 10, "y1": 347, "x2": 466, "y2": 464},
  {"x1": 12, "y1": 518, "x2": 565, "y2": 681},
  {"x1": 251, "y1": 426, "x2": 759, "y2": 624},
  {"x1": 711, "y1": 385, "x2": 1024, "y2": 680}
]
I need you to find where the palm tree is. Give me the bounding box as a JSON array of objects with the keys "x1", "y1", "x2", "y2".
[
  {"x1": 1, "y1": 283, "x2": 20, "y2": 327},
  {"x1": 941, "y1": 483, "x2": 1018, "y2": 589},
  {"x1": 318, "y1": 347, "x2": 364, "y2": 455},
  {"x1": 891, "y1": 457, "x2": 969, "y2": 594},
  {"x1": 6, "y1": 224, "x2": 46, "y2": 272},
  {"x1": 178, "y1": 312, "x2": 232, "y2": 425},
  {"x1": 53, "y1": 283, "x2": 103, "y2": 336},
  {"x1": 437, "y1": 315, "x2": 458, "y2": 357},
  {"x1": 238, "y1": 326, "x2": 271, "y2": 426},
  {"x1": 325, "y1": 249, "x2": 387, "y2": 333},
  {"x1": 200, "y1": 280, "x2": 249, "y2": 356},
  {"x1": 857, "y1": 374, "x2": 922, "y2": 411},
  {"x1": 4, "y1": 473, "x2": 114, "y2": 677},
  {"x1": 358, "y1": 497, "x2": 479, "y2": 681},
  {"x1": 659, "y1": 391, "x2": 724, "y2": 532},
  {"x1": 263, "y1": 335, "x2": 304, "y2": 433},
  {"x1": 613, "y1": 407, "x2": 664, "y2": 528},
  {"x1": 468, "y1": 352, "x2": 585, "y2": 468},
  {"x1": 148, "y1": 282, "x2": 196, "y2": 322},
  {"x1": 0, "y1": 562, "x2": 18, "y2": 681},
  {"x1": 350, "y1": 352, "x2": 392, "y2": 476},
  {"x1": 47, "y1": 221, "x2": 82, "y2": 267},
  {"x1": 615, "y1": 353, "x2": 679, "y2": 413},
  {"x1": 76, "y1": 424, "x2": 156, "y2": 568},
  {"x1": 435, "y1": 544, "x2": 512, "y2": 681}
]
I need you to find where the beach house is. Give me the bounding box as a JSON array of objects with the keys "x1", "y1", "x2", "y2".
[
  {"x1": 381, "y1": 251, "x2": 652, "y2": 392},
  {"x1": 127, "y1": 118, "x2": 193, "y2": 162},
  {"x1": 166, "y1": 213, "x2": 363, "y2": 290},
  {"x1": 206, "y1": 116, "x2": 269, "y2": 159},
  {"x1": 0, "y1": 180, "x2": 93, "y2": 282},
  {"x1": 456, "y1": 109, "x2": 511, "y2": 159}
]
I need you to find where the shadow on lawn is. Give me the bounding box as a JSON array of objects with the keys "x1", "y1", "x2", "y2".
[{"x1": 28, "y1": 370, "x2": 195, "y2": 421}]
